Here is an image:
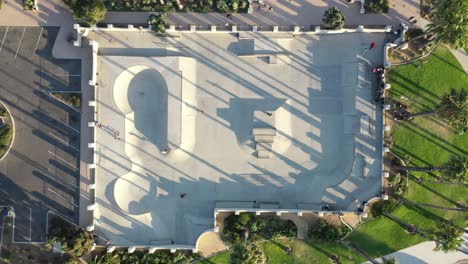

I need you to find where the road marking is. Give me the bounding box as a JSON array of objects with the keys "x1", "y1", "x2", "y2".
[
  {"x1": 46, "y1": 167, "x2": 79, "y2": 189},
  {"x1": 28, "y1": 208, "x2": 32, "y2": 241},
  {"x1": 48, "y1": 150, "x2": 79, "y2": 170},
  {"x1": 0, "y1": 216, "x2": 5, "y2": 255},
  {"x1": 48, "y1": 132, "x2": 79, "y2": 152},
  {"x1": 54, "y1": 74, "x2": 81, "y2": 77},
  {"x1": 47, "y1": 188, "x2": 78, "y2": 208},
  {"x1": 15, "y1": 27, "x2": 26, "y2": 60},
  {"x1": 48, "y1": 113, "x2": 80, "y2": 134},
  {"x1": 0, "y1": 27, "x2": 8, "y2": 54},
  {"x1": 32, "y1": 27, "x2": 43, "y2": 56}
]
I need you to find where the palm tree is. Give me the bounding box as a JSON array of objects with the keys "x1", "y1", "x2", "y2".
[
  {"x1": 410, "y1": 88, "x2": 467, "y2": 133},
  {"x1": 426, "y1": 0, "x2": 468, "y2": 49},
  {"x1": 433, "y1": 221, "x2": 464, "y2": 252},
  {"x1": 394, "y1": 155, "x2": 468, "y2": 183}
]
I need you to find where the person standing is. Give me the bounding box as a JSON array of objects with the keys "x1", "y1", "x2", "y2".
[{"x1": 370, "y1": 42, "x2": 376, "y2": 49}]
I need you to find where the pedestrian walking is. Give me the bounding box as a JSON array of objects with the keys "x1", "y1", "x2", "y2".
[
  {"x1": 226, "y1": 13, "x2": 232, "y2": 19},
  {"x1": 364, "y1": 47, "x2": 368, "y2": 53},
  {"x1": 370, "y1": 42, "x2": 376, "y2": 49},
  {"x1": 408, "y1": 16, "x2": 415, "y2": 21},
  {"x1": 411, "y1": 19, "x2": 417, "y2": 24},
  {"x1": 268, "y1": 6, "x2": 273, "y2": 10},
  {"x1": 180, "y1": 193, "x2": 187, "y2": 198}
]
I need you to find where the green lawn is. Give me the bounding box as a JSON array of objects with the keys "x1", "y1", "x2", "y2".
[
  {"x1": 345, "y1": 46, "x2": 468, "y2": 258},
  {"x1": 262, "y1": 241, "x2": 293, "y2": 264},
  {"x1": 198, "y1": 251, "x2": 231, "y2": 264}
]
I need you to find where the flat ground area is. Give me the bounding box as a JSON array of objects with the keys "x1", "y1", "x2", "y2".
[
  {"x1": 91, "y1": 31, "x2": 386, "y2": 246},
  {"x1": 0, "y1": 26, "x2": 81, "y2": 242}
]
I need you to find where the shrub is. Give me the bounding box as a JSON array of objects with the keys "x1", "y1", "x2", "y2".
[
  {"x1": 231, "y1": 243, "x2": 265, "y2": 264},
  {"x1": 23, "y1": 0, "x2": 34, "y2": 10},
  {"x1": 366, "y1": 0, "x2": 389, "y2": 13},
  {"x1": 216, "y1": 0, "x2": 229, "y2": 12},
  {"x1": 92, "y1": 250, "x2": 199, "y2": 264},
  {"x1": 222, "y1": 213, "x2": 297, "y2": 245},
  {"x1": 308, "y1": 219, "x2": 349, "y2": 241},
  {"x1": 0, "y1": 125, "x2": 12, "y2": 148},
  {"x1": 370, "y1": 199, "x2": 399, "y2": 216},
  {"x1": 322, "y1": 7, "x2": 345, "y2": 30},
  {"x1": 148, "y1": 13, "x2": 168, "y2": 33}
]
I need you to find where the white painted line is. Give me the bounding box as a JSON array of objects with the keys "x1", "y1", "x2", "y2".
[
  {"x1": 15, "y1": 27, "x2": 26, "y2": 60},
  {"x1": 28, "y1": 208, "x2": 32, "y2": 241},
  {"x1": 47, "y1": 188, "x2": 78, "y2": 208},
  {"x1": 48, "y1": 113, "x2": 80, "y2": 134},
  {"x1": 45, "y1": 167, "x2": 79, "y2": 189},
  {"x1": 47, "y1": 150, "x2": 78, "y2": 170},
  {"x1": 54, "y1": 74, "x2": 81, "y2": 77},
  {"x1": 0, "y1": 27, "x2": 8, "y2": 54},
  {"x1": 48, "y1": 132, "x2": 79, "y2": 152},
  {"x1": 0, "y1": 216, "x2": 5, "y2": 255},
  {"x1": 32, "y1": 27, "x2": 43, "y2": 56}
]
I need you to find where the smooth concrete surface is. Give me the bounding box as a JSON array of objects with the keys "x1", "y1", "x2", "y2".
[{"x1": 91, "y1": 31, "x2": 385, "y2": 246}]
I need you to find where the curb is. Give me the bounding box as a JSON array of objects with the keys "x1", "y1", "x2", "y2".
[{"x1": 0, "y1": 100, "x2": 15, "y2": 161}]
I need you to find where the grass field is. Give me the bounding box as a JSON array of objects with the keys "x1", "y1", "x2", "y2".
[
  {"x1": 202, "y1": 46, "x2": 468, "y2": 263},
  {"x1": 346, "y1": 46, "x2": 468, "y2": 257}
]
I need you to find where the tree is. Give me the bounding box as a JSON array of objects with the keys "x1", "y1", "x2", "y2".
[
  {"x1": 322, "y1": 7, "x2": 345, "y2": 30},
  {"x1": 63, "y1": 0, "x2": 107, "y2": 25},
  {"x1": 394, "y1": 155, "x2": 467, "y2": 183},
  {"x1": 438, "y1": 88, "x2": 467, "y2": 134},
  {"x1": 231, "y1": 243, "x2": 265, "y2": 264},
  {"x1": 148, "y1": 13, "x2": 168, "y2": 33},
  {"x1": 308, "y1": 219, "x2": 349, "y2": 241},
  {"x1": 445, "y1": 155, "x2": 468, "y2": 183},
  {"x1": 433, "y1": 221, "x2": 463, "y2": 252},
  {"x1": 426, "y1": 0, "x2": 468, "y2": 49},
  {"x1": 45, "y1": 218, "x2": 94, "y2": 258},
  {"x1": 410, "y1": 88, "x2": 467, "y2": 133}
]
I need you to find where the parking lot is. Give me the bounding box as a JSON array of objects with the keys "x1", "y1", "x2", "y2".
[{"x1": 0, "y1": 26, "x2": 81, "y2": 242}]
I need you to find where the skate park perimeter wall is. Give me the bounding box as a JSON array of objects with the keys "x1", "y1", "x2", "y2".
[{"x1": 75, "y1": 24, "x2": 390, "y2": 253}]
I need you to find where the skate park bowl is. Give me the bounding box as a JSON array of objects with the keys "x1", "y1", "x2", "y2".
[
  {"x1": 113, "y1": 65, "x2": 169, "y2": 150},
  {"x1": 114, "y1": 171, "x2": 155, "y2": 215}
]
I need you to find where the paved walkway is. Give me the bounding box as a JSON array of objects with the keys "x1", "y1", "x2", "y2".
[{"x1": 365, "y1": 234, "x2": 468, "y2": 264}]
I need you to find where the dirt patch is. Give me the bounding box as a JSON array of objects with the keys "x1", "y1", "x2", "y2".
[
  {"x1": 196, "y1": 232, "x2": 228, "y2": 257},
  {"x1": 300, "y1": 213, "x2": 342, "y2": 229},
  {"x1": 51, "y1": 92, "x2": 82, "y2": 110},
  {"x1": 341, "y1": 213, "x2": 360, "y2": 228}
]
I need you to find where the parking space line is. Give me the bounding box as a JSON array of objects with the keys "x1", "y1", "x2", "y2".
[
  {"x1": 29, "y1": 208, "x2": 32, "y2": 241},
  {"x1": 32, "y1": 27, "x2": 43, "y2": 56},
  {"x1": 0, "y1": 27, "x2": 8, "y2": 54},
  {"x1": 15, "y1": 27, "x2": 26, "y2": 60},
  {"x1": 46, "y1": 167, "x2": 80, "y2": 189},
  {"x1": 48, "y1": 150, "x2": 79, "y2": 170},
  {"x1": 0, "y1": 216, "x2": 4, "y2": 255},
  {"x1": 48, "y1": 132, "x2": 79, "y2": 152},
  {"x1": 54, "y1": 74, "x2": 82, "y2": 77},
  {"x1": 48, "y1": 113, "x2": 80, "y2": 134},
  {"x1": 47, "y1": 188, "x2": 78, "y2": 207}
]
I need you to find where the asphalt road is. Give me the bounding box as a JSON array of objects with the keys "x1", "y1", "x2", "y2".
[{"x1": 0, "y1": 26, "x2": 81, "y2": 242}]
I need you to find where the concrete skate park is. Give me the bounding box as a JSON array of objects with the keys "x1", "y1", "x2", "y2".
[{"x1": 87, "y1": 29, "x2": 385, "y2": 247}]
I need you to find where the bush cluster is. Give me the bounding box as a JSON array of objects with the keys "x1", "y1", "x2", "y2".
[
  {"x1": 104, "y1": 0, "x2": 248, "y2": 12},
  {"x1": 0, "y1": 125, "x2": 12, "y2": 151},
  {"x1": 92, "y1": 250, "x2": 199, "y2": 264},
  {"x1": 308, "y1": 219, "x2": 349, "y2": 242},
  {"x1": 63, "y1": 0, "x2": 107, "y2": 25},
  {"x1": 365, "y1": 0, "x2": 389, "y2": 13},
  {"x1": 45, "y1": 218, "x2": 94, "y2": 258},
  {"x1": 222, "y1": 213, "x2": 297, "y2": 245},
  {"x1": 322, "y1": 7, "x2": 345, "y2": 30},
  {"x1": 148, "y1": 13, "x2": 168, "y2": 33}
]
